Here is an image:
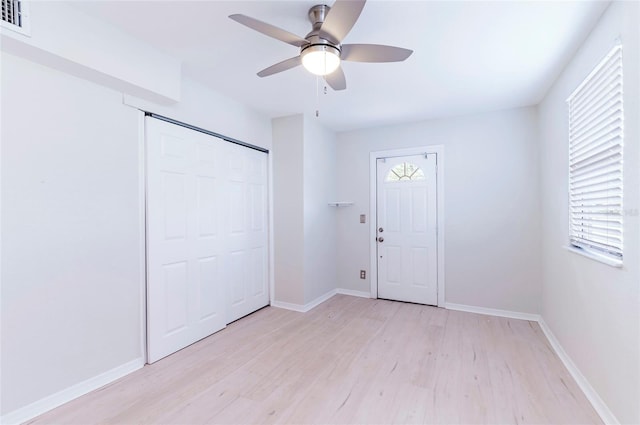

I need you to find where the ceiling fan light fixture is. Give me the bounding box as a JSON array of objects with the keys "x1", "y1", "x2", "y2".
[{"x1": 301, "y1": 44, "x2": 341, "y2": 76}]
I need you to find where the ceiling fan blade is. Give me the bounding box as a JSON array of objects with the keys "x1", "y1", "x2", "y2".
[
  {"x1": 341, "y1": 44, "x2": 413, "y2": 62},
  {"x1": 324, "y1": 66, "x2": 346, "y2": 91},
  {"x1": 319, "y1": 0, "x2": 366, "y2": 44},
  {"x1": 229, "y1": 14, "x2": 308, "y2": 48},
  {"x1": 257, "y1": 56, "x2": 302, "y2": 77}
]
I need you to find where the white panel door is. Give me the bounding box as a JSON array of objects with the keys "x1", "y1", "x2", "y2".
[
  {"x1": 146, "y1": 118, "x2": 268, "y2": 363},
  {"x1": 225, "y1": 142, "x2": 269, "y2": 323},
  {"x1": 376, "y1": 154, "x2": 437, "y2": 305}
]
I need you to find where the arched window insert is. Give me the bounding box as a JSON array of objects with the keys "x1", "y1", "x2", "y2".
[{"x1": 385, "y1": 162, "x2": 425, "y2": 182}]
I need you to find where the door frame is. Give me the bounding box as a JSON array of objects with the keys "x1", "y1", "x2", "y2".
[
  {"x1": 137, "y1": 110, "x2": 147, "y2": 363},
  {"x1": 369, "y1": 145, "x2": 445, "y2": 307}
]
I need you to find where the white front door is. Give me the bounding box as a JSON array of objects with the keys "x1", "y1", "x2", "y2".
[
  {"x1": 146, "y1": 118, "x2": 269, "y2": 363},
  {"x1": 376, "y1": 154, "x2": 438, "y2": 305}
]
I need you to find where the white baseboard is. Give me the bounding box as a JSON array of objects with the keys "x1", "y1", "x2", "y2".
[
  {"x1": 445, "y1": 302, "x2": 540, "y2": 322},
  {"x1": 270, "y1": 299, "x2": 309, "y2": 312},
  {"x1": 271, "y1": 289, "x2": 337, "y2": 313},
  {"x1": 1, "y1": 357, "x2": 145, "y2": 425},
  {"x1": 336, "y1": 288, "x2": 371, "y2": 298},
  {"x1": 537, "y1": 318, "x2": 619, "y2": 425},
  {"x1": 271, "y1": 288, "x2": 371, "y2": 313},
  {"x1": 304, "y1": 289, "x2": 338, "y2": 311}
]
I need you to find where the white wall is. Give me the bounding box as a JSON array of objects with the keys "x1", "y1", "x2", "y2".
[
  {"x1": 303, "y1": 116, "x2": 337, "y2": 303},
  {"x1": 272, "y1": 115, "x2": 305, "y2": 305},
  {"x1": 1, "y1": 52, "x2": 141, "y2": 415},
  {"x1": 538, "y1": 1, "x2": 640, "y2": 423},
  {"x1": 0, "y1": 1, "x2": 181, "y2": 102},
  {"x1": 272, "y1": 114, "x2": 337, "y2": 306},
  {"x1": 336, "y1": 107, "x2": 541, "y2": 313}
]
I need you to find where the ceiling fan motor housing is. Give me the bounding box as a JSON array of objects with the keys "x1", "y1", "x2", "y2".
[
  {"x1": 308, "y1": 4, "x2": 331, "y2": 29},
  {"x1": 302, "y1": 4, "x2": 341, "y2": 57}
]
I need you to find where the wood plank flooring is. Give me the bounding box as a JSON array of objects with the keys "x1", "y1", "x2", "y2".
[{"x1": 28, "y1": 295, "x2": 602, "y2": 424}]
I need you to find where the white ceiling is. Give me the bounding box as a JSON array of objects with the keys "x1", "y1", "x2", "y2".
[{"x1": 72, "y1": 1, "x2": 610, "y2": 132}]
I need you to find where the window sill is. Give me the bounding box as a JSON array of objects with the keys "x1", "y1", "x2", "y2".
[{"x1": 563, "y1": 245, "x2": 623, "y2": 268}]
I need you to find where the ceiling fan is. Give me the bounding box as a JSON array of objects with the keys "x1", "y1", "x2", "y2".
[{"x1": 229, "y1": 0, "x2": 413, "y2": 91}]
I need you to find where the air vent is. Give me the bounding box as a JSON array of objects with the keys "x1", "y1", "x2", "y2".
[{"x1": 1, "y1": 0, "x2": 29, "y2": 35}]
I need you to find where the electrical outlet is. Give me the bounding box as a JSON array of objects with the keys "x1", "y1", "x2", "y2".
[
  {"x1": 360, "y1": 214, "x2": 366, "y2": 224},
  {"x1": 360, "y1": 270, "x2": 366, "y2": 279}
]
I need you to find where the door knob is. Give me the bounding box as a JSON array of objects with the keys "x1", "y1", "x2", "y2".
[{"x1": 377, "y1": 237, "x2": 384, "y2": 242}]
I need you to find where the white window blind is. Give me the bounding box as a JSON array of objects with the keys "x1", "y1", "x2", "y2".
[{"x1": 567, "y1": 44, "x2": 623, "y2": 261}]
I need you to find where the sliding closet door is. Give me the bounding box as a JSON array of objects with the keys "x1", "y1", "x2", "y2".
[
  {"x1": 226, "y1": 142, "x2": 269, "y2": 323},
  {"x1": 146, "y1": 117, "x2": 269, "y2": 363}
]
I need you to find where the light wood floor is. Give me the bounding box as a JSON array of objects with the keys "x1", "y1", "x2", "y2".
[{"x1": 29, "y1": 295, "x2": 601, "y2": 424}]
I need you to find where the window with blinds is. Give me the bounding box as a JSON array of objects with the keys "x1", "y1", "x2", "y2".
[{"x1": 567, "y1": 44, "x2": 623, "y2": 262}]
